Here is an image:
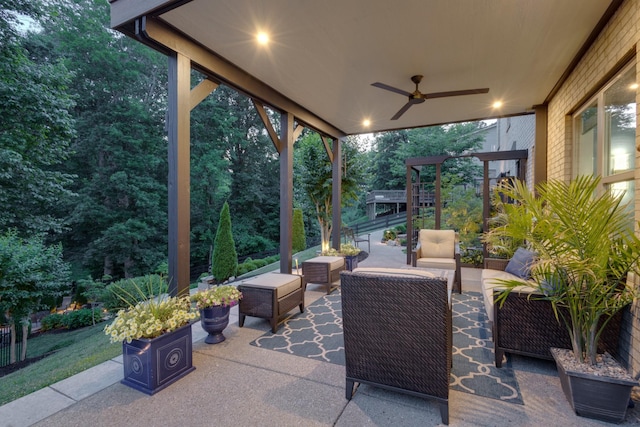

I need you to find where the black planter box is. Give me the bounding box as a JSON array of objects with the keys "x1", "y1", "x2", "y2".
[
  {"x1": 345, "y1": 255, "x2": 358, "y2": 271},
  {"x1": 552, "y1": 348, "x2": 637, "y2": 423},
  {"x1": 121, "y1": 323, "x2": 195, "y2": 395}
]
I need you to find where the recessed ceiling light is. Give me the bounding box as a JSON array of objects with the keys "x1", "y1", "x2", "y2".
[
  {"x1": 257, "y1": 32, "x2": 269, "y2": 45},
  {"x1": 492, "y1": 101, "x2": 503, "y2": 109},
  {"x1": 363, "y1": 119, "x2": 371, "y2": 127},
  {"x1": 630, "y1": 83, "x2": 638, "y2": 90}
]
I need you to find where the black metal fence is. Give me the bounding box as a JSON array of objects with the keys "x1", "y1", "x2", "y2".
[
  {"x1": 350, "y1": 212, "x2": 406, "y2": 235},
  {"x1": 0, "y1": 324, "x2": 23, "y2": 368}
]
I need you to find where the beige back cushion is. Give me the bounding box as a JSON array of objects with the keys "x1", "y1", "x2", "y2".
[{"x1": 418, "y1": 229, "x2": 455, "y2": 259}]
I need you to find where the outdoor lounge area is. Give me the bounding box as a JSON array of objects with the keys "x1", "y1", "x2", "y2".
[
  {"x1": 3, "y1": 229, "x2": 640, "y2": 426},
  {"x1": 5, "y1": 1, "x2": 640, "y2": 426}
]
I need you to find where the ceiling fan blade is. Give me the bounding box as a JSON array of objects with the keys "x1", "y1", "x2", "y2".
[
  {"x1": 391, "y1": 101, "x2": 415, "y2": 120},
  {"x1": 371, "y1": 82, "x2": 412, "y2": 97},
  {"x1": 424, "y1": 88, "x2": 489, "y2": 99}
]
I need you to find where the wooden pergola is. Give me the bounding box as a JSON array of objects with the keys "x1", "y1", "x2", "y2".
[{"x1": 405, "y1": 150, "x2": 529, "y2": 264}]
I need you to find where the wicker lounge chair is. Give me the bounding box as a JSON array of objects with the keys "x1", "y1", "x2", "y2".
[
  {"x1": 411, "y1": 229, "x2": 461, "y2": 293},
  {"x1": 340, "y1": 268, "x2": 452, "y2": 425}
]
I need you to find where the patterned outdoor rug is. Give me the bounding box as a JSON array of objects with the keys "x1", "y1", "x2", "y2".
[{"x1": 251, "y1": 290, "x2": 523, "y2": 404}]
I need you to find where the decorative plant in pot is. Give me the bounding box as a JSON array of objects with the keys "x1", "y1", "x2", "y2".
[
  {"x1": 483, "y1": 175, "x2": 640, "y2": 423},
  {"x1": 103, "y1": 279, "x2": 198, "y2": 395},
  {"x1": 191, "y1": 285, "x2": 242, "y2": 344},
  {"x1": 339, "y1": 243, "x2": 362, "y2": 271},
  {"x1": 481, "y1": 188, "x2": 526, "y2": 270},
  {"x1": 322, "y1": 244, "x2": 362, "y2": 271}
]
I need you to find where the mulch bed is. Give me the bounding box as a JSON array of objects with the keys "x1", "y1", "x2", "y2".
[{"x1": 0, "y1": 353, "x2": 51, "y2": 378}]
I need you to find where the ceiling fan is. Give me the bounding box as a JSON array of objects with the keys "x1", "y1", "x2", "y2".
[{"x1": 371, "y1": 75, "x2": 489, "y2": 120}]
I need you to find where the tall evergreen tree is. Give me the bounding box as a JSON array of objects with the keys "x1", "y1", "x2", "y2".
[
  {"x1": 292, "y1": 208, "x2": 306, "y2": 253},
  {"x1": 191, "y1": 85, "x2": 280, "y2": 265},
  {"x1": 223, "y1": 89, "x2": 280, "y2": 255},
  {"x1": 190, "y1": 79, "x2": 233, "y2": 266},
  {"x1": 212, "y1": 202, "x2": 237, "y2": 283},
  {"x1": 370, "y1": 130, "x2": 409, "y2": 190},
  {"x1": 39, "y1": 0, "x2": 169, "y2": 278}
]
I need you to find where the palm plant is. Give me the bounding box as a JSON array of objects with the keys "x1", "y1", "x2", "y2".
[{"x1": 484, "y1": 175, "x2": 640, "y2": 365}]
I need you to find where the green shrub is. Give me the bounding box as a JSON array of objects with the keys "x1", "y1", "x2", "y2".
[
  {"x1": 292, "y1": 208, "x2": 307, "y2": 253},
  {"x1": 394, "y1": 224, "x2": 407, "y2": 234},
  {"x1": 41, "y1": 313, "x2": 65, "y2": 331},
  {"x1": 234, "y1": 234, "x2": 275, "y2": 255},
  {"x1": 236, "y1": 264, "x2": 250, "y2": 276},
  {"x1": 253, "y1": 259, "x2": 267, "y2": 268},
  {"x1": 383, "y1": 229, "x2": 397, "y2": 241},
  {"x1": 155, "y1": 262, "x2": 168, "y2": 276},
  {"x1": 212, "y1": 202, "x2": 238, "y2": 283},
  {"x1": 62, "y1": 309, "x2": 99, "y2": 330},
  {"x1": 243, "y1": 260, "x2": 257, "y2": 270},
  {"x1": 266, "y1": 255, "x2": 279, "y2": 264}
]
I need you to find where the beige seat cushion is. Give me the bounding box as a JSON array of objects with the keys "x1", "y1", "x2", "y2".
[
  {"x1": 418, "y1": 229, "x2": 455, "y2": 258},
  {"x1": 305, "y1": 256, "x2": 345, "y2": 270},
  {"x1": 241, "y1": 272, "x2": 302, "y2": 298},
  {"x1": 353, "y1": 267, "x2": 441, "y2": 279},
  {"x1": 351, "y1": 267, "x2": 453, "y2": 304},
  {"x1": 481, "y1": 269, "x2": 538, "y2": 322},
  {"x1": 415, "y1": 257, "x2": 456, "y2": 270}
]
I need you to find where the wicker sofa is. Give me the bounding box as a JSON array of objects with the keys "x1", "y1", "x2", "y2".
[
  {"x1": 340, "y1": 267, "x2": 452, "y2": 425},
  {"x1": 482, "y1": 259, "x2": 622, "y2": 368}
]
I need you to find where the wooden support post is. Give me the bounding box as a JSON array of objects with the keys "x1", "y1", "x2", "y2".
[
  {"x1": 482, "y1": 161, "x2": 490, "y2": 260},
  {"x1": 167, "y1": 52, "x2": 191, "y2": 297},
  {"x1": 406, "y1": 165, "x2": 413, "y2": 264},
  {"x1": 534, "y1": 105, "x2": 548, "y2": 187},
  {"x1": 331, "y1": 138, "x2": 342, "y2": 251},
  {"x1": 279, "y1": 113, "x2": 294, "y2": 274},
  {"x1": 435, "y1": 163, "x2": 442, "y2": 229}
]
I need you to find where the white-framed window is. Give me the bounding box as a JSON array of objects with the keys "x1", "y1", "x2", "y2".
[{"x1": 573, "y1": 61, "x2": 637, "y2": 222}]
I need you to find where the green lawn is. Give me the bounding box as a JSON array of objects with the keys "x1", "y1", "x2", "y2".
[{"x1": 0, "y1": 322, "x2": 121, "y2": 406}]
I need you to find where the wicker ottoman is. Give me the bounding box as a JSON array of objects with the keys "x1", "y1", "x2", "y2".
[
  {"x1": 302, "y1": 256, "x2": 345, "y2": 294},
  {"x1": 237, "y1": 272, "x2": 306, "y2": 333}
]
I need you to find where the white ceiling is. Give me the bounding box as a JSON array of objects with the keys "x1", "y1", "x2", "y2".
[{"x1": 116, "y1": 0, "x2": 614, "y2": 135}]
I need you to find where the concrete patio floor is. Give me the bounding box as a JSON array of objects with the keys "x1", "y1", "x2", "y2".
[{"x1": 2, "y1": 230, "x2": 640, "y2": 426}]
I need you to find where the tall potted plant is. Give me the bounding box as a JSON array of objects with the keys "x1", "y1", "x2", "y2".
[{"x1": 484, "y1": 176, "x2": 640, "y2": 422}]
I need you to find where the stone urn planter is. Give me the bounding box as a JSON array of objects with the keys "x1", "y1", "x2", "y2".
[
  {"x1": 191, "y1": 284, "x2": 242, "y2": 344},
  {"x1": 200, "y1": 305, "x2": 231, "y2": 344}
]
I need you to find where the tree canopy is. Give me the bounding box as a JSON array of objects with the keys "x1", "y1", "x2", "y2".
[{"x1": 0, "y1": 0, "x2": 491, "y2": 290}]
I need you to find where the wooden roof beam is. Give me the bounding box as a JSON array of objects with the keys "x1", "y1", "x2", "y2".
[{"x1": 138, "y1": 17, "x2": 346, "y2": 140}]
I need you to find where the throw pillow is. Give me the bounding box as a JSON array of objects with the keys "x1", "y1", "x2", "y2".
[{"x1": 504, "y1": 247, "x2": 536, "y2": 279}]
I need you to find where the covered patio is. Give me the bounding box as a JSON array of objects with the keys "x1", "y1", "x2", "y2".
[
  {"x1": 106, "y1": 0, "x2": 621, "y2": 298},
  {"x1": 5, "y1": 230, "x2": 640, "y2": 426},
  {"x1": 8, "y1": 0, "x2": 634, "y2": 425}
]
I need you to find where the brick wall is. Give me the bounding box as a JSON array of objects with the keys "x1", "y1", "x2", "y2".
[
  {"x1": 546, "y1": 0, "x2": 640, "y2": 374},
  {"x1": 496, "y1": 115, "x2": 536, "y2": 186}
]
